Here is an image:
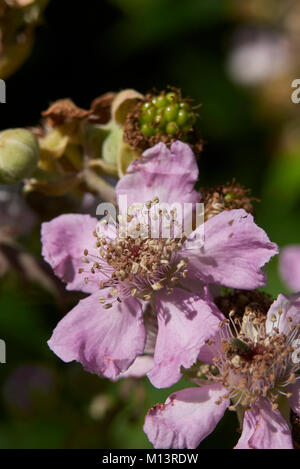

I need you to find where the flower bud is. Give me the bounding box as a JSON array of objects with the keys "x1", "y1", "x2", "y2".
[{"x1": 0, "y1": 129, "x2": 39, "y2": 184}]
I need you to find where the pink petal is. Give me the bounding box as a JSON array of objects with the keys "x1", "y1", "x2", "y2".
[
  {"x1": 235, "y1": 398, "x2": 293, "y2": 449},
  {"x1": 120, "y1": 355, "x2": 154, "y2": 379},
  {"x1": 280, "y1": 245, "x2": 300, "y2": 291},
  {"x1": 48, "y1": 291, "x2": 146, "y2": 380},
  {"x1": 235, "y1": 405, "x2": 259, "y2": 449},
  {"x1": 193, "y1": 284, "x2": 225, "y2": 363},
  {"x1": 116, "y1": 141, "x2": 200, "y2": 208},
  {"x1": 41, "y1": 214, "x2": 106, "y2": 293},
  {"x1": 197, "y1": 325, "x2": 226, "y2": 365},
  {"x1": 144, "y1": 383, "x2": 229, "y2": 449},
  {"x1": 182, "y1": 209, "x2": 278, "y2": 289},
  {"x1": 289, "y1": 381, "x2": 300, "y2": 416},
  {"x1": 266, "y1": 293, "x2": 300, "y2": 335},
  {"x1": 147, "y1": 288, "x2": 222, "y2": 388}
]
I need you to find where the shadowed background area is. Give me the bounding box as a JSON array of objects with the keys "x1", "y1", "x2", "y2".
[{"x1": 0, "y1": 0, "x2": 299, "y2": 448}]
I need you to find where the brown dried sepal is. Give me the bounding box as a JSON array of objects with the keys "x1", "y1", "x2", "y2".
[
  {"x1": 123, "y1": 93, "x2": 203, "y2": 157},
  {"x1": 88, "y1": 92, "x2": 116, "y2": 124},
  {"x1": 201, "y1": 182, "x2": 258, "y2": 221},
  {"x1": 42, "y1": 99, "x2": 90, "y2": 126}
]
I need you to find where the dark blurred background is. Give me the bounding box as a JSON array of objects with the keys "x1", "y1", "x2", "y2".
[{"x1": 0, "y1": 0, "x2": 300, "y2": 448}]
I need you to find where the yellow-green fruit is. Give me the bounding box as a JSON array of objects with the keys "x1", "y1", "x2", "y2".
[
  {"x1": 0, "y1": 129, "x2": 39, "y2": 184},
  {"x1": 139, "y1": 91, "x2": 197, "y2": 139}
]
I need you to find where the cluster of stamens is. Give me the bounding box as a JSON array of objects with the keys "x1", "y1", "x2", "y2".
[
  {"x1": 78, "y1": 197, "x2": 188, "y2": 308},
  {"x1": 201, "y1": 182, "x2": 257, "y2": 222},
  {"x1": 203, "y1": 310, "x2": 300, "y2": 411}
]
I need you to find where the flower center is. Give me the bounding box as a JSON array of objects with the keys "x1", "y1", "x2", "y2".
[
  {"x1": 78, "y1": 197, "x2": 188, "y2": 304},
  {"x1": 204, "y1": 313, "x2": 300, "y2": 411}
]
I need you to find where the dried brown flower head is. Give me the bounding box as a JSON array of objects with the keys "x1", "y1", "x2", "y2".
[{"x1": 201, "y1": 181, "x2": 258, "y2": 221}]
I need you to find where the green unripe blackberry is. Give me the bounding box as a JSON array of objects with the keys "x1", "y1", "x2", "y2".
[
  {"x1": 154, "y1": 95, "x2": 168, "y2": 108},
  {"x1": 165, "y1": 104, "x2": 179, "y2": 122},
  {"x1": 166, "y1": 92, "x2": 177, "y2": 102},
  {"x1": 154, "y1": 112, "x2": 164, "y2": 126},
  {"x1": 177, "y1": 109, "x2": 189, "y2": 126},
  {"x1": 166, "y1": 122, "x2": 178, "y2": 135},
  {"x1": 179, "y1": 101, "x2": 190, "y2": 110},
  {"x1": 141, "y1": 102, "x2": 152, "y2": 112},
  {"x1": 141, "y1": 123, "x2": 155, "y2": 138},
  {"x1": 142, "y1": 107, "x2": 156, "y2": 123},
  {"x1": 224, "y1": 193, "x2": 235, "y2": 202},
  {"x1": 138, "y1": 91, "x2": 197, "y2": 140}
]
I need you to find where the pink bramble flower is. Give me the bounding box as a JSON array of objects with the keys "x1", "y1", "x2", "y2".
[
  {"x1": 144, "y1": 293, "x2": 300, "y2": 449},
  {"x1": 280, "y1": 245, "x2": 300, "y2": 291},
  {"x1": 41, "y1": 141, "x2": 277, "y2": 387}
]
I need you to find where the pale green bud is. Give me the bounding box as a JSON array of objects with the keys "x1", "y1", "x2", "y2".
[
  {"x1": 0, "y1": 129, "x2": 39, "y2": 184},
  {"x1": 102, "y1": 121, "x2": 123, "y2": 165}
]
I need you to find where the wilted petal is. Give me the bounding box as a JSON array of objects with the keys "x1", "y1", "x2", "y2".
[
  {"x1": 48, "y1": 291, "x2": 146, "y2": 380},
  {"x1": 144, "y1": 383, "x2": 229, "y2": 449}
]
